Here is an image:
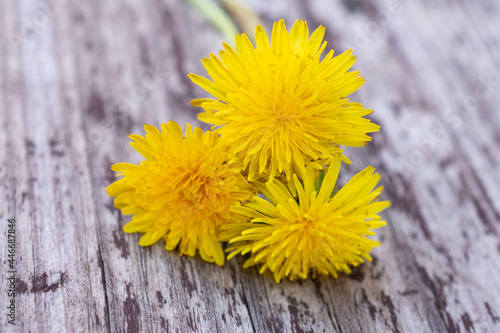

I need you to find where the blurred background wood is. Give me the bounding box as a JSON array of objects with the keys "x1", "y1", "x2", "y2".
[{"x1": 1, "y1": 0, "x2": 500, "y2": 332}]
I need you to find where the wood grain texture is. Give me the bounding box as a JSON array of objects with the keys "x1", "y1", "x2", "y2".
[{"x1": 1, "y1": 0, "x2": 499, "y2": 332}]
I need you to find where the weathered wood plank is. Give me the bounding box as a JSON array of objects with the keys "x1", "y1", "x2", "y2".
[{"x1": 1, "y1": 0, "x2": 500, "y2": 332}]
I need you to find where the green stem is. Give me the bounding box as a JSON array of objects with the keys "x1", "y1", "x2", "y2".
[
  {"x1": 220, "y1": 0, "x2": 262, "y2": 43},
  {"x1": 184, "y1": 0, "x2": 240, "y2": 42}
]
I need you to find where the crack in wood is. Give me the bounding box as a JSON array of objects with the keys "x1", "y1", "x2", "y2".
[{"x1": 97, "y1": 243, "x2": 112, "y2": 333}]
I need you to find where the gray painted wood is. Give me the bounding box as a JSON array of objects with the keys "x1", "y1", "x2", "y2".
[{"x1": 1, "y1": 0, "x2": 499, "y2": 332}]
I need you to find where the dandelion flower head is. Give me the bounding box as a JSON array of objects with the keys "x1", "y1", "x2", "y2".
[
  {"x1": 106, "y1": 121, "x2": 254, "y2": 266},
  {"x1": 221, "y1": 155, "x2": 390, "y2": 282},
  {"x1": 189, "y1": 19, "x2": 380, "y2": 180}
]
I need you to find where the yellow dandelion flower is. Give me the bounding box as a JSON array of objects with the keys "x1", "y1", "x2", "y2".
[
  {"x1": 188, "y1": 19, "x2": 380, "y2": 180},
  {"x1": 106, "y1": 121, "x2": 254, "y2": 266},
  {"x1": 221, "y1": 155, "x2": 390, "y2": 282}
]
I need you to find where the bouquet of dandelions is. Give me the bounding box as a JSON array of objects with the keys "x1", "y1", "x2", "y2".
[{"x1": 106, "y1": 20, "x2": 390, "y2": 283}]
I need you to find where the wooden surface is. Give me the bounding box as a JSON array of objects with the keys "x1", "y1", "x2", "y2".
[{"x1": 1, "y1": 0, "x2": 500, "y2": 332}]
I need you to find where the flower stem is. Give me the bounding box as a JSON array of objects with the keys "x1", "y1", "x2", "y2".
[
  {"x1": 183, "y1": 0, "x2": 240, "y2": 42},
  {"x1": 220, "y1": 0, "x2": 263, "y2": 43}
]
